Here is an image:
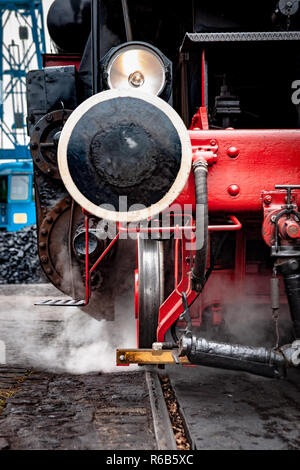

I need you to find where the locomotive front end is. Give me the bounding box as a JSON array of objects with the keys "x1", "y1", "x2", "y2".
[{"x1": 27, "y1": 0, "x2": 300, "y2": 378}]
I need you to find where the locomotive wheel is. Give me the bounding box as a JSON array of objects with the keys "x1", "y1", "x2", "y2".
[
  {"x1": 138, "y1": 237, "x2": 164, "y2": 348},
  {"x1": 30, "y1": 109, "x2": 72, "y2": 179}
]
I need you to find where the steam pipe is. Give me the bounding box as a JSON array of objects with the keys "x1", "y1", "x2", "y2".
[
  {"x1": 179, "y1": 336, "x2": 289, "y2": 378},
  {"x1": 91, "y1": 0, "x2": 101, "y2": 94},
  {"x1": 121, "y1": 0, "x2": 133, "y2": 42},
  {"x1": 191, "y1": 159, "x2": 209, "y2": 292},
  {"x1": 278, "y1": 259, "x2": 300, "y2": 338}
]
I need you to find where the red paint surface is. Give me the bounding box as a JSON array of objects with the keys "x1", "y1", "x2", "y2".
[
  {"x1": 176, "y1": 130, "x2": 300, "y2": 213},
  {"x1": 42, "y1": 53, "x2": 82, "y2": 70}
]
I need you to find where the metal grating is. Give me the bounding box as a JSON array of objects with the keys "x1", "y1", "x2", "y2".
[
  {"x1": 34, "y1": 299, "x2": 85, "y2": 307},
  {"x1": 181, "y1": 31, "x2": 300, "y2": 51}
]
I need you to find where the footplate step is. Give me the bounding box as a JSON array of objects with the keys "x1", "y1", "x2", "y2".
[{"x1": 34, "y1": 299, "x2": 85, "y2": 307}]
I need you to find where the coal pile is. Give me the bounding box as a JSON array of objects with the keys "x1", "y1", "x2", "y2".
[{"x1": 0, "y1": 225, "x2": 45, "y2": 284}]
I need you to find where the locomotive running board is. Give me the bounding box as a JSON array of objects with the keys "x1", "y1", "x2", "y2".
[
  {"x1": 34, "y1": 299, "x2": 85, "y2": 307},
  {"x1": 116, "y1": 349, "x2": 190, "y2": 366}
]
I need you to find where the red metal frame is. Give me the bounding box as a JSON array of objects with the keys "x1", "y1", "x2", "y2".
[
  {"x1": 156, "y1": 216, "x2": 243, "y2": 342},
  {"x1": 80, "y1": 124, "x2": 300, "y2": 345},
  {"x1": 83, "y1": 213, "x2": 120, "y2": 306},
  {"x1": 175, "y1": 129, "x2": 300, "y2": 214},
  {"x1": 117, "y1": 215, "x2": 242, "y2": 234}
]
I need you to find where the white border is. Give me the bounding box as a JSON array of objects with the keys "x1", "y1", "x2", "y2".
[{"x1": 58, "y1": 89, "x2": 192, "y2": 223}]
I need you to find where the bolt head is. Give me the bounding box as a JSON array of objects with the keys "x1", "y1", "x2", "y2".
[
  {"x1": 289, "y1": 260, "x2": 299, "y2": 271},
  {"x1": 227, "y1": 184, "x2": 240, "y2": 197},
  {"x1": 286, "y1": 222, "x2": 300, "y2": 239},
  {"x1": 227, "y1": 147, "x2": 240, "y2": 158}
]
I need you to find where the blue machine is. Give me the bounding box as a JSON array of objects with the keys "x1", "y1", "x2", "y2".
[
  {"x1": 0, "y1": 0, "x2": 45, "y2": 231},
  {"x1": 0, "y1": 160, "x2": 35, "y2": 231}
]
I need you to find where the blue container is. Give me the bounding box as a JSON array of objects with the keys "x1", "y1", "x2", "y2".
[{"x1": 0, "y1": 161, "x2": 36, "y2": 232}]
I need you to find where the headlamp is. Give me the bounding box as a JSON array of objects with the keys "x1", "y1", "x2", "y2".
[{"x1": 101, "y1": 42, "x2": 172, "y2": 102}]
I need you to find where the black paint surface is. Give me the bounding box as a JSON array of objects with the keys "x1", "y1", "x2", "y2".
[{"x1": 67, "y1": 97, "x2": 182, "y2": 212}]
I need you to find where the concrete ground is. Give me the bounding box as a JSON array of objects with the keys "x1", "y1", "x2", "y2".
[{"x1": 167, "y1": 365, "x2": 300, "y2": 450}]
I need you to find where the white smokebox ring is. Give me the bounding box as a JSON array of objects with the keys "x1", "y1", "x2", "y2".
[{"x1": 58, "y1": 89, "x2": 192, "y2": 223}]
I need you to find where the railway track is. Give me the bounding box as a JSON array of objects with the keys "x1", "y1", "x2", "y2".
[
  {"x1": 0, "y1": 363, "x2": 299, "y2": 450},
  {"x1": 0, "y1": 366, "x2": 183, "y2": 450}
]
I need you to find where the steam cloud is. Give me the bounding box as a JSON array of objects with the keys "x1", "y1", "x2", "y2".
[
  {"x1": 0, "y1": 289, "x2": 137, "y2": 374},
  {"x1": 0, "y1": 239, "x2": 138, "y2": 373},
  {"x1": 35, "y1": 289, "x2": 138, "y2": 374}
]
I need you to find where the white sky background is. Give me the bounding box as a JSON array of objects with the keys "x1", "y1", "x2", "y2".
[
  {"x1": 1, "y1": 0, "x2": 55, "y2": 149},
  {"x1": 43, "y1": 0, "x2": 55, "y2": 52}
]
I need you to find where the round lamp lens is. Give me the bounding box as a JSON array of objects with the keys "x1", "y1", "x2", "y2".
[{"x1": 107, "y1": 44, "x2": 166, "y2": 96}]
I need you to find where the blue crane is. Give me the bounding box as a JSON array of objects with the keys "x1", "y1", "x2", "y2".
[{"x1": 0, "y1": 0, "x2": 46, "y2": 231}]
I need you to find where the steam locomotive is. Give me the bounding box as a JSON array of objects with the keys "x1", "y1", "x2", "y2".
[{"x1": 27, "y1": 0, "x2": 300, "y2": 377}]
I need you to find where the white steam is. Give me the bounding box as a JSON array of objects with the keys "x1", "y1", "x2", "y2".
[
  {"x1": 0, "y1": 285, "x2": 138, "y2": 374},
  {"x1": 36, "y1": 292, "x2": 138, "y2": 373}
]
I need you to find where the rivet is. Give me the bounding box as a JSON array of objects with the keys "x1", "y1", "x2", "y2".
[
  {"x1": 227, "y1": 147, "x2": 240, "y2": 158},
  {"x1": 210, "y1": 139, "x2": 217, "y2": 146},
  {"x1": 227, "y1": 184, "x2": 240, "y2": 197},
  {"x1": 54, "y1": 206, "x2": 62, "y2": 214},
  {"x1": 46, "y1": 268, "x2": 53, "y2": 275},
  {"x1": 46, "y1": 216, "x2": 53, "y2": 224},
  {"x1": 41, "y1": 255, "x2": 48, "y2": 264},
  {"x1": 39, "y1": 242, "x2": 46, "y2": 249},
  {"x1": 264, "y1": 195, "x2": 272, "y2": 205},
  {"x1": 41, "y1": 229, "x2": 48, "y2": 236}
]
